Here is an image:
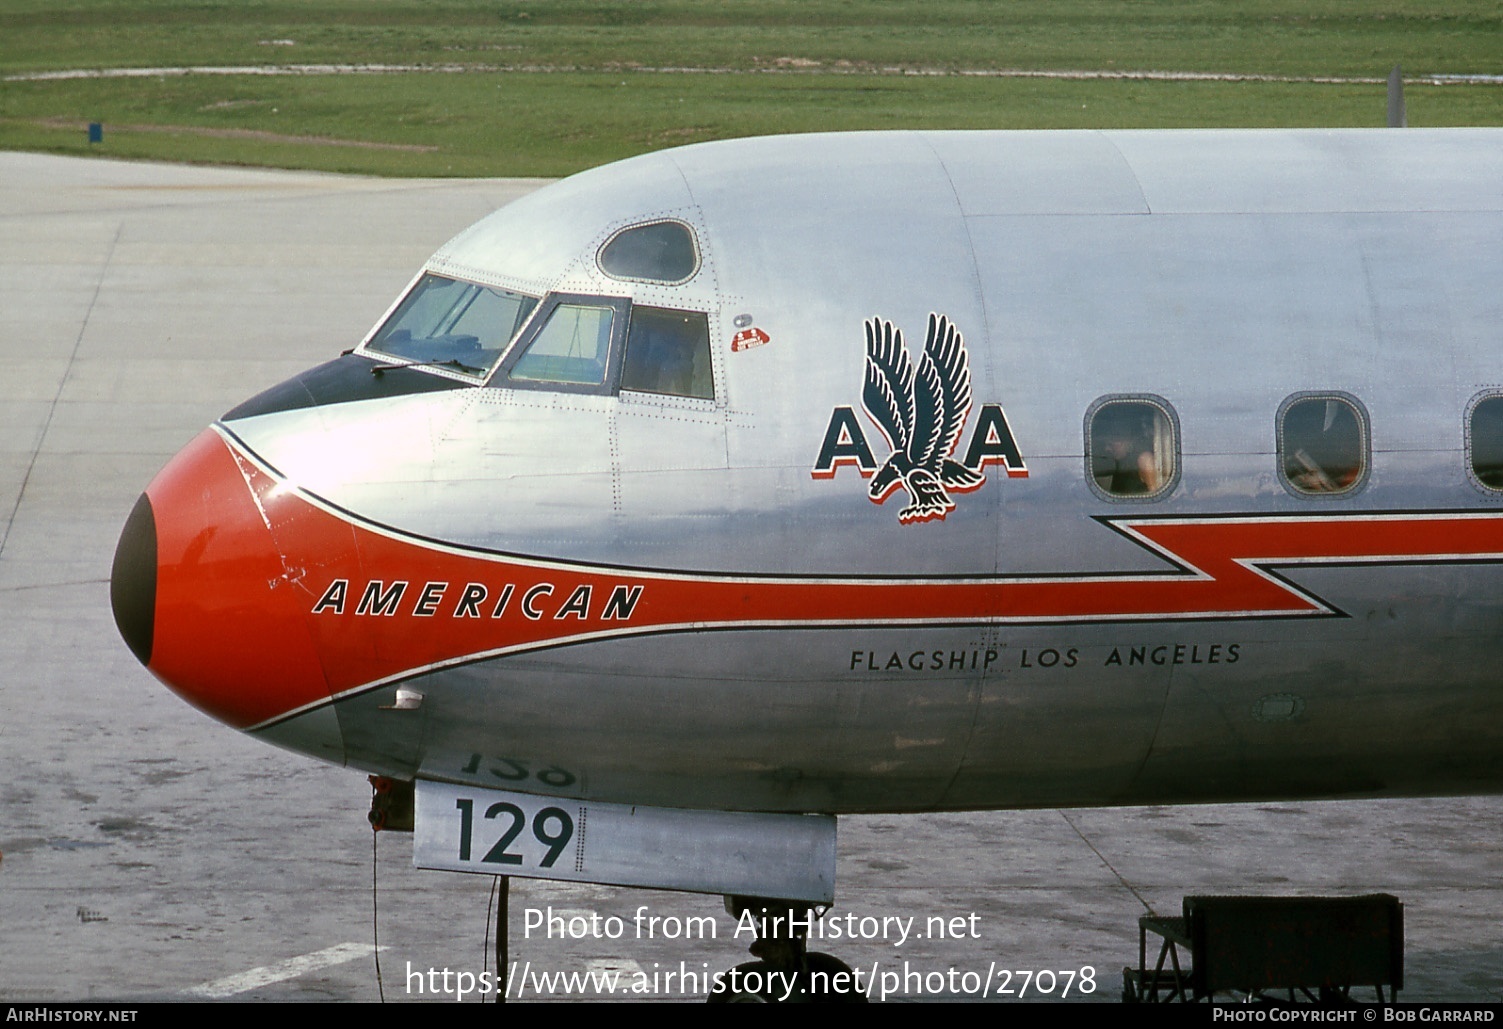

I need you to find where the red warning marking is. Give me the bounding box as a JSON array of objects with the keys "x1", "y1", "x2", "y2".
[{"x1": 731, "y1": 327, "x2": 770, "y2": 351}]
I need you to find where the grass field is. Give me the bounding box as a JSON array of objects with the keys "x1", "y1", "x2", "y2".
[{"x1": 2, "y1": 1, "x2": 1500, "y2": 176}]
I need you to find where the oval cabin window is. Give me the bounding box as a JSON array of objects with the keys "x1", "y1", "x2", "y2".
[
  {"x1": 1469, "y1": 394, "x2": 1503, "y2": 490},
  {"x1": 1088, "y1": 399, "x2": 1177, "y2": 500},
  {"x1": 1279, "y1": 395, "x2": 1367, "y2": 496}
]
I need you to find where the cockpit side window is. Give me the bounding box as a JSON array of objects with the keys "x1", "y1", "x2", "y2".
[
  {"x1": 365, "y1": 273, "x2": 537, "y2": 380},
  {"x1": 1278, "y1": 393, "x2": 1368, "y2": 496},
  {"x1": 597, "y1": 220, "x2": 700, "y2": 284},
  {"x1": 496, "y1": 293, "x2": 631, "y2": 394},
  {"x1": 620, "y1": 307, "x2": 714, "y2": 400},
  {"x1": 509, "y1": 302, "x2": 618, "y2": 387},
  {"x1": 1087, "y1": 397, "x2": 1178, "y2": 500}
]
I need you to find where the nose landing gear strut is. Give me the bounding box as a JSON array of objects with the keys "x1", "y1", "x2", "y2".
[{"x1": 709, "y1": 896, "x2": 867, "y2": 1004}]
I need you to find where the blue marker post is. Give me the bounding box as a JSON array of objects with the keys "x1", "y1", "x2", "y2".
[{"x1": 87, "y1": 123, "x2": 103, "y2": 144}]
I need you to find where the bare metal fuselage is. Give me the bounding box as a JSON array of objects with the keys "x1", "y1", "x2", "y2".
[{"x1": 115, "y1": 129, "x2": 1503, "y2": 816}]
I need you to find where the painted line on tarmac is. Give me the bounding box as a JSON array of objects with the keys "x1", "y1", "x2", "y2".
[
  {"x1": 9, "y1": 64, "x2": 1503, "y2": 85},
  {"x1": 183, "y1": 942, "x2": 381, "y2": 998}
]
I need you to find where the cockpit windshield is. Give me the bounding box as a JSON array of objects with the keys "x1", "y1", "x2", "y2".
[{"x1": 364, "y1": 274, "x2": 538, "y2": 379}]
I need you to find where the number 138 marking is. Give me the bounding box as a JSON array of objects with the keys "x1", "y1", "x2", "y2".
[{"x1": 455, "y1": 798, "x2": 574, "y2": 868}]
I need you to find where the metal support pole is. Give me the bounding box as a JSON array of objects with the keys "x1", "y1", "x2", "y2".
[{"x1": 494, "y1": 876, "x2": 509, "y2": 1003}]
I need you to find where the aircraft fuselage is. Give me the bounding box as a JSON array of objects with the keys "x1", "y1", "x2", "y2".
[{"x1": 112, "y1": 129, "x2": 1503, "y2": 816}]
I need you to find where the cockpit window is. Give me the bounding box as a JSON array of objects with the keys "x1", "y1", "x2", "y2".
[
  {"x1": 508, "y1": 301, "x2": 618, "y2": 387},
  {"x1": 366, "y1": 274, "x2": 537, "y2": 379},
  {"x1": 597, "y1": 220, "x2": 700, "y2": 284},
  {"x1": 620, "y1": 307, "x2": 714, "y2": 399}
]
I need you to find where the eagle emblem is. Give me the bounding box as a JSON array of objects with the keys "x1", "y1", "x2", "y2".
[{"x1": 862, "y1": 313, "x2": 985, "y2": 523}]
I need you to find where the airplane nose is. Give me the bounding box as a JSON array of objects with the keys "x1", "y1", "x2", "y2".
[{"x1": 112, "y1": 429, "x2": 334, "y2": 732}]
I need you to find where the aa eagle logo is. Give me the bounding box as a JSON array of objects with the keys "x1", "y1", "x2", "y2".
[
  {"x1": 863, "y1": 314, "x2": 983, "y2": 523},
  {"x1": 812, "y1": 313, "x2": 1028, "y2": 524}
]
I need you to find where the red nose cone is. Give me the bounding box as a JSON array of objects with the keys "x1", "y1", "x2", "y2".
[{"x1": 143, "y1": 429, "x2": 333, "y2": 729}]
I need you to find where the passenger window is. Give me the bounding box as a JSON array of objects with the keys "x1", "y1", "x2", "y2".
[
  {"x1": 510, "y1": 303, "x2": 615, "y2": 386},
  {"x1": 1279, "y1": 394, "x2": 1367, "y2": 495},
  {"x1": 620, "y1": 307, "x2": 713, "y2": 400},
  {"x1": 598, "y1": 221, "x2": 699, "y2": 284},
  {"x1": 1469, "y1": 395, "x2": 1503, "y2": 490},
  {"x1": 1088, "y1": 399, "x2": 1177, "y2": 499}
]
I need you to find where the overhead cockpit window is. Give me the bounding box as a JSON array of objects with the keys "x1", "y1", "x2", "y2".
[
  {"x1": 1088, "y1": 398, "x2": 1178, "y2": 500},
  {"x1": 1468, "y1": 394, "x2": 1503, "y2": 490},
  {"x1": 620, "y1": 307, "x2": 714, "y2": 400},
  {"x1": 597, "y1": 220, "x2": 700, "y2": 284},
  {"x1": 1279, "y1": 394, "x2": 1368, "y2": 496},
  {"x1": 366, "y1": 274, "x2": 537, "y2": 379},
  {"x1": 509, "y1": 301, "x2": 618, "y2": 387}
]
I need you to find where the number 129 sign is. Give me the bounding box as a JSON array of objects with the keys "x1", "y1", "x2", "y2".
[
  {"x1": 413, "y1": 780, "x2": 838, "y2": 900},
  {"x1": 417, "y1": 783, "x2": 584, "y2": 877},
  {"x1": 454, "y1": 797, "x2": 576, "y2": 869}
]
